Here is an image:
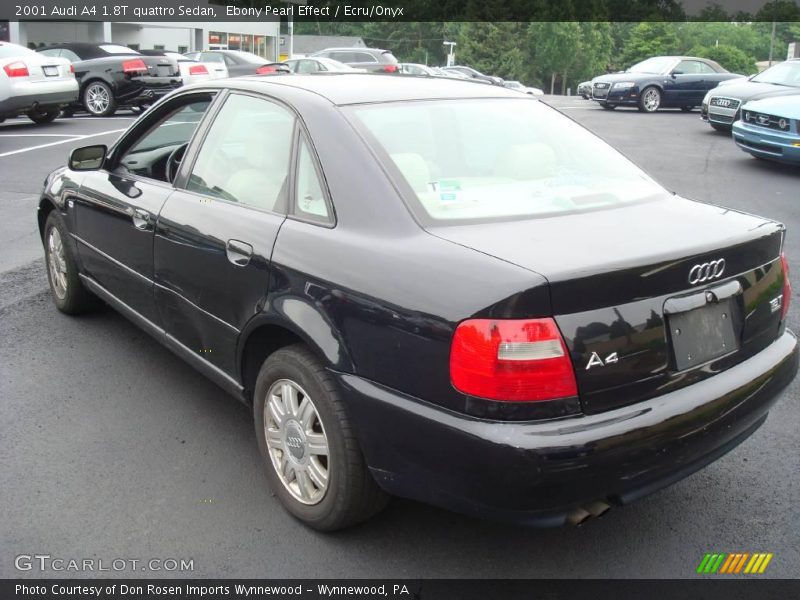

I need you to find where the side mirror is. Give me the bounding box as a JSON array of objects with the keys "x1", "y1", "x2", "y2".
[
  {"x1": 69, "y1": 144, "x2": 107, "y2": 171},
  {"x1": 671, "y1": 70, "x2": 683, "y2": 77}
]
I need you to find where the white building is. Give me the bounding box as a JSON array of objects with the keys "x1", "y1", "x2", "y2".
[{"x1": 3, "y1": 19, "x2": 280, "y2": 59}]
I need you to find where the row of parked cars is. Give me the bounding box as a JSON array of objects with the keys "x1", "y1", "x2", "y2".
[
  {"x1": 0, "y1": 40, "x2": 545, "y2": 125},
  {"x1": 577, "y1": 55, "x2": 800, "y2": 165}
]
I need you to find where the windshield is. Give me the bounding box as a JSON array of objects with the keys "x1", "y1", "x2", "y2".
[
  {"x1": 318, "y1": 57, "x2": 357, "y2": 71},
  {"x1": 348, "y1": 99, "x2": 664, "y2": 223},
  {"x1": 628, "y1": 57, "x2": 676, "y2": 74},
  {"x1": 0, "y1": 43, "x2": 35, "y2": 58},
  {"x1": 752, "y1": 61, "x2": 800, "y2": 86}
]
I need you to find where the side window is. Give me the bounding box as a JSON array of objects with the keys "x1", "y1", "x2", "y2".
[
  {"x1": 676, "y1": 60, "x2": 704, "y2": 75},
  {"x1": 294, "y1": 136, "x2": 331, "y2": 224},
  {"x1": 697, "y1": 62, "x2": 717, "y2": 74},
  {"x1": 118, "y1": 97, "x2": 213, "y2": 183},
  {"x1": 38, "y1": 48, "x2": 61, "y2": 58},
  {"x1": 187, "y1": 94, "x2": 295, "y2": 212},
  {"x1": 353, "y1": 52, "x2": 378, "y2": 63},
  {"x1": 223, "y1": 54, "x2": 237, "y2": 67},
  {"x1": 203, "y1": 52, "x2": 224, "y2": 63},
  {"x1": 329, "y1": 51, "x2": 351, "y2": 62},
  {"x1": 296, "y1": 60, "x2": 317, "y2": 74}
]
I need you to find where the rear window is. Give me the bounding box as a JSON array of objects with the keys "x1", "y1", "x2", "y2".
[
  {"x1": 99, "y1": 44, "x2": 140, "y2": 55},
  {"x1": 347, "y1": 99, "x2": 664, "y2": 223}
]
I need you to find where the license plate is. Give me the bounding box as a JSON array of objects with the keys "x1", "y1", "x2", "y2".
[
  {"x1": 157, "y1": 65, "x2": 171, "y2": 76},
  {"x1": 668, "y1": 299, "x2": 738, "y2": 371},
  {"x1": 43, "y1": 66, "x2": 59, "y2": 77}
]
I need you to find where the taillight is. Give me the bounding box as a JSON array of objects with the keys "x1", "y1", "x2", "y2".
[
  {"x1": 3, "y1": 61, "x2": 29, "y2": 78},
  {"x1": 781, "y1": 252, "x2": 791, "y2": 320},
  {"x1": 450, "y1": 318, "x2": 578, "y2": 402},
  {"x1": 256, "y1": 65, "x2": 277, "y2": 74},
  {"x1": 122, "y1": 59, "x2": 148, "y2": 74},
  {"x1": 69, "y1": 64, "x2": 75, "y2": 74},
  {"x1": 383, "y1": 65, "x2": 399, "y2": 73},
  {"x1": 189, "y1": 64, "x2": 208, "y2": 75}
]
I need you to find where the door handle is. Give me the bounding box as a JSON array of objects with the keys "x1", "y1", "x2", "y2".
[
  {"x1": 131, "y1": 208, "x2": 152, "y2": 230},
  {"x1": 226, "y1": 239, "x2": 253, "y2": 267}
]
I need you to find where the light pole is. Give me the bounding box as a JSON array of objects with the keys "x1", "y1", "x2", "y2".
[{"x1": 443, "y1": 41, "x2": 456, "y2": 67}]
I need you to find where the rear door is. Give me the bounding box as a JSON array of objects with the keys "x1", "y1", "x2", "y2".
[
  {"x1": 154, "y1": 91, "x2": 295, "y2": 378},
  {"x1": 73, "y1": 92, "x2": 214, "y2": 325}
]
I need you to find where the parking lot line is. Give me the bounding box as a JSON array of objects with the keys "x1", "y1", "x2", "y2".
[
  {"x1": 0, "y1": 129, "x2": 127, "y2": 158},
  {"x1": 0, "y1": 133, "x2": 82, "y2": 137}
]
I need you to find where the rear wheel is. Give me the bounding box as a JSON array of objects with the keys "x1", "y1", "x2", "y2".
[
  {"x1": 43, "y1": 212, "x2": 98, "y2": 315},
  {"x1": 82, "y1": 81, "x2": 116, "y2": 117},
  {"x1": 638, "y1": 86, "x2": 661, "y2": 112},
  {"x1": 27, "y1": 109, "x2": 60, "y2": 124},
  {"x1": 253, "y1": 344, "x2": 388, "y2": 531}
]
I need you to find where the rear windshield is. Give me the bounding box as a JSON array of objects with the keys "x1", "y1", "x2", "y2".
[
  {"x1": 347, "y1": 98, "x2": 663, "y2": 223},
  {"x1": 99, "y1": 44, "x2": 140, "y2": 55}
]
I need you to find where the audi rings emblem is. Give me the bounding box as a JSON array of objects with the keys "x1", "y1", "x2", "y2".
[{"x1": 688, "y1": 259, "x2": 726, "y2": 285}]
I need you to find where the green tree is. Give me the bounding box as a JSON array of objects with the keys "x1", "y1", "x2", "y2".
[
  {"x1": 619, "y1": 22, "x2": 681, "y2": 67},
  {"x1": 688, "y1": 44, "x2": 756, "y2": 73},
  {"x1": 529, "y1": 22, "x2": 582, "y2": 94},
  {"x1": 451, "y1": 22, "x2": 529, "y2": 81}
]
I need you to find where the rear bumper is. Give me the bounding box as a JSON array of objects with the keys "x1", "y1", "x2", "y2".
[
  {"x1": 116, "y1": 76, "x2": 181, "y2": 105},
  {"x1": 732, "y1": 121, "x2": 800, "y2": 163},
  {"x1": 338, "y1": 329, "x2": 798, "y2": 525},
  {"x1": 0, "y1": 84, "x2": 78, "y2": 116}
]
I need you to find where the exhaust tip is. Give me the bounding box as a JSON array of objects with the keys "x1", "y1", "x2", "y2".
[
  {"x1": 566, "y1": 507, "x2": 592, "y2": 526},
  {"x1": 566, "y1": 500, "x2": 612, "y2": 526}
]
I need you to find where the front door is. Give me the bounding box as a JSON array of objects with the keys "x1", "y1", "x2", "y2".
[
  {"x1": 154, "y1": 92, "x2": 296, "y2": 378},
  {"x1": 74, "y1": 93, "x2": 216, "y2": 324}
]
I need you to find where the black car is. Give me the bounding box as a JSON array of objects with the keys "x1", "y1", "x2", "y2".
[
  {"x1": 37, "y1": 43, "x2": 181, "y2": 116},
  {"x1": 702, "y1": 59, "x2": 800, "y2": 131},
  {"x1": 38, "y1": 74, "x2": 797, "y2": 530},
  {"x1": 310, "y1": 47, "x2": 400, "y2": 73},
  {"x1": 591, "y1": 56, "x2": 741, "y2": 112}
]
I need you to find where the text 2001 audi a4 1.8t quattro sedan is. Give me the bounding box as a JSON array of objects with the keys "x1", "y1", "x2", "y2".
[{"x1": 38, "y1": 74, "x2": 797, "y2": 530}]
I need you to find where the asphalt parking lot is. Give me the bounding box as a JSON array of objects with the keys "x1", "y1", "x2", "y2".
[{"x1": 1, "y1": 98, "x2": 798, "y2": 579}]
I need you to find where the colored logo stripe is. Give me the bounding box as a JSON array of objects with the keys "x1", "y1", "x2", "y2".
[{"x1": 697, "y1": 553, "x2": 773, "y2": 574}]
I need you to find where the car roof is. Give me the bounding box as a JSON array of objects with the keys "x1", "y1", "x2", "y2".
[{"x1": 214, "y1": 73, "x2": 525, "y2": 106}]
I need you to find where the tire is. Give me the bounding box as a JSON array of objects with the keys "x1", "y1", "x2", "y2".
[
  {"x1": 27, "y1": 109, "x2": 60, "y2": 124},
  {"x1": 60, "y1": 109, "x2": 74, "y2": 118},
  {"x1": 82, "y1": 81, "x2": 117, "y2": 117},
  {"x1": 599, "y1": 102, "x2": 616, "y2": 110},
  {"x1": 253, "y1": 344, "x2": 388, "y2": 531},
  {"x1": 638, "y1": 86, "x2": 661, "y2": 112},
  {"x1": 43, "y1": 212, "x2": 98, "y2": 315}
]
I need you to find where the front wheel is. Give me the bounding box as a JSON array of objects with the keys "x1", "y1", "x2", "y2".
[
  {"x1": 27, "y1": 109, "x2": 60, "y2": 124},
  {"x1": 254, "y1": 344, "x2": 388, "y2": 531},
  {"x1": 82, "y1": 81, "x2": 117, "y2": 117},
  {"x1": 43, "y1": 212, "x2": 98, "y2": 314},
  {"x1": 638, "y1": 86, "x2": 661, "y2": 112}
]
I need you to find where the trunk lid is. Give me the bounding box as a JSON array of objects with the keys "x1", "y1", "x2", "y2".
[
  {"x1": 140, "y1": 55, "x2": 181, "y2": 78},
  {"x1": 429, "y1": 195, "x2": 786, "y2": 413}
]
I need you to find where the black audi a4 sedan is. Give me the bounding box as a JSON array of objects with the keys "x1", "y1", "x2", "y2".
[
  {"x1": 591, "y1": 55, "x2": 741, "y2": 112},
  {"x1": 37, "y1": 43, "x2": 182, "y2": 116},
  {"x1": 38, "y1": 74, "x2": 797, "y2": 530}
]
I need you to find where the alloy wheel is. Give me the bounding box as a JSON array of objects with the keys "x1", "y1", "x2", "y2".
[
  {"x1": 264, "y1": 378, "x2": 330, "y2": 505},
  {"x1": 86, "y1": 84, "x2": 110, "y2": 115},
  {"x1": 643, "y1": 88, "x2": 660, "y2": 112},
  {"x1": 47, "y1": 227, "x2": 68, "y2": 300}
]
